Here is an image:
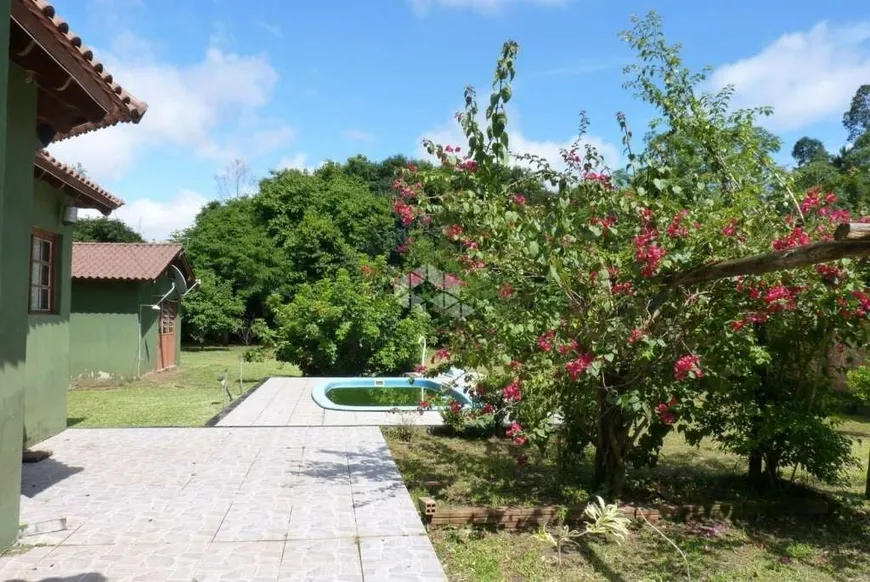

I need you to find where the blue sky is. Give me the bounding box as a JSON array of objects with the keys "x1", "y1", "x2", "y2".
[{"x1": 48, "y1": 0, "x2": 870, "y2": 240}]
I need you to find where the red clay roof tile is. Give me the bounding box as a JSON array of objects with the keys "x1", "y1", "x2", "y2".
[
  {"x1": 72, "y1": 243, "x2": 185, "y2": 281},
  {"x1": 35, "y1": 150, "x2": 124, "y2": 213},
  {"x1": 23, "y1": 0, "x2": 148, "y2": 140}
]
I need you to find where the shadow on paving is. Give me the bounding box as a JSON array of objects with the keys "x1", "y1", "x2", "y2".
[
  {"x1": 294, "y1": 445, "x2": 410, "y2": 508},
  {"x1": 21, "y1": 458, "x2": 84, "y2": 498}
]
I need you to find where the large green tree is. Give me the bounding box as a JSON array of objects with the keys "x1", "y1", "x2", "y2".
[
  {"x1": 844, "y1": 84, "x2": 870, "y2": 142},
  {"x1": 74, "y1": 217, "x2": 144, "y2": 243}
]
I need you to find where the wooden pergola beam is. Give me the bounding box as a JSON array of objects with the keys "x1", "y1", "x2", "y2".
[{"x1": 669, "y1": 224, "x2": 870, "y2": 286}]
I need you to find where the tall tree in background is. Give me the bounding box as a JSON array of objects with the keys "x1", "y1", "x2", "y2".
[
  {"x1": 74, "y1": 217, "x2": 144, "y2": 243},
  {"x1": 791, "y1": 137, "x2": 829, "y2": 167},
  {"x1": 843, "y1": 84, "x2": 870, "y2": 142}
]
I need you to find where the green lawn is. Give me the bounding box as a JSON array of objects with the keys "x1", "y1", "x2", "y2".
[
  {"x1": 68, "y1": 347, "x2": 297, "y2": 427},
  {"x1": 384, "y1": 418, "x2": 870, "y2": 581}
]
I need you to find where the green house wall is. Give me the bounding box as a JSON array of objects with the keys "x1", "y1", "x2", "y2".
[
  {"x1": 0, "y1": 12, "x2": 38, "y2": 549},
  {"x1": 24, "y1": 180, "x2": 75, "y2": 446},
  {"x1": 71, "y1": 273, "x2": 181, "y2": 379}
]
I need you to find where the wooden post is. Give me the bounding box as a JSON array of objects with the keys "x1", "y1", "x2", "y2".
[{"x1": 834, "y1": 223, "x2": 870, "y2": 242}]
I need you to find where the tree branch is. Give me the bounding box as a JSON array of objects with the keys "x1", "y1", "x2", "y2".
[{"x1": 669, "y1": 235, "x2": 870, "y2": 286}]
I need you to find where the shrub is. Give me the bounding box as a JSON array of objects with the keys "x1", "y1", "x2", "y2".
[{"x1": 272, "y1": 268, "x2": 430, "y2": 375}]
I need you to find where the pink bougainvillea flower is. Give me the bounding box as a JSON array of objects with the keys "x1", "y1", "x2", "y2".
[
  {"x1": 674, "y1": 354, "x2": 703, "y2": 381},
  {"x1": 512, "y1": 193, "x2": 527, "y2": 206},
  {"x1": 566, "y1": 353, "x2": 596, "y2": 381},
  {"x1": 413, "y1": 364, "x2": 426, "y2": 374},
  {"x1": 430, "y1": 348, "x2": 451, "y2": 364},
  {"x1": 611, "y1": 281, "x2": 634, "y2": 296},
  {"x1": 449, "y1": 400, "x2": 463, "y2": 413},
  {"x1": 721, "y1": 219, "x2": 738, "y2": 237},
  {"x1": 628, "y1": 328, "x2": 647, "y2": 344},
  {"x1": 772, "y1": 227, "x2": 811, "y2": 251},
  {"x1": 666, "y1": 209, "x2": 690, "y2": 238},
  {"x1": 499, "y1": 283, "x2": 514, "y2": 299},
  {"x1": 660, "y1": 412, "x2": 677, "y2": 425},
  {"x1": 408, "y1": 163, "x2": 418, "y2": 173},
  {"x1": 481, "y1": 403, "x2": 495, "y2": 414},
  {"x1": 537, "y1": 330, "x2": 556, "y2": 352},
  {"x1": 730, "y1": 320, "x2": 746, "y2": 332},
  {"x1": 503, "y1": 380, "x2": 522, "y2": 402},
  {"x1": 655, "y1": 403, "x2": 669, "y2": 413},
  {"x1": 506, "y1": 422, "x2": 523, "y2": 439},
  {"x1": 516, "y1": 454, "x2": 528, "y2": 467},
  {"x1": 444, "y1": 224, "x2": 464, "y2": 240}
]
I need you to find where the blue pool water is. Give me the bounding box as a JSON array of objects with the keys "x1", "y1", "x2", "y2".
[{"x1": 312, "y1": 377, "x2": 472, "y2": 412}]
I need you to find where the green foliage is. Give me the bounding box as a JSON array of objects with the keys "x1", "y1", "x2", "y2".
[
  {"x1": 73, "y1": 217, "x2": 144, "y2": 243},
  {"x1": 843, "y1": 84, "x2": 870, "y2": 142},
  {"x1": 846, "y1": 365, "x2": 870, "y2": 404},
  {"x1": 182, "y1": 271, "x2": 245, "y2": 346},
  {"x1": 180, "y1": 198, "x2": 288, "y2": 318},
  {"x1": 272, "y1": 267, "x2": 430, "y2": 375}
]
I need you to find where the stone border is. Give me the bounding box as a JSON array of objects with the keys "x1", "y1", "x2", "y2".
[
  {"x1": 204, "y1": 378, "x2": 269, "y2": 427},
  {"x1": 418, "y1": 497, "x2": 830, "y2": 529}
]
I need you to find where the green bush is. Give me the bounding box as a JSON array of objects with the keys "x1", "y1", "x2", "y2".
[{"x1": 272, "y1": 268, "x2": 430, "y2": 375}]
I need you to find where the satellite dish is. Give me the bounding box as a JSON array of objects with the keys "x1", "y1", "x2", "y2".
[{"x1": 168, "y1": 264, "x2": 189, "y2": 296}]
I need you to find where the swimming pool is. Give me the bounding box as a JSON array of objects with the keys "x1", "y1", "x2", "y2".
[{"x1": 312, "y1": 377, "x2": 472, "y2": 412}]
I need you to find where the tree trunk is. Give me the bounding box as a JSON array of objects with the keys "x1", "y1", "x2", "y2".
[
  {"x1": 865, "y1": 448, "x2": 870, "y2": 499},
  {"x1": 748, "y1": 449, "x2": 764, "y2": 488},
  {"x1": 593, "y1": 390, "x2": 630, "y2": 496}
]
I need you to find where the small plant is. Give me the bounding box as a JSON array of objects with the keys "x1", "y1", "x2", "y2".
[
  {"x1": 535, "y1": 496, "x2": 630, "y2": 566},
  {"x1": 389, "y1": 406, "x2": 423, "y2": 442}
]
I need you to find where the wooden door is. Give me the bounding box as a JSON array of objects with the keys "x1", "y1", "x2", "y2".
[{"x1": 158, "y1": 300, "x2": 178, "y2": 370}]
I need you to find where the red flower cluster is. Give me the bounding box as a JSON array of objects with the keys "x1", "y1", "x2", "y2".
[
  {"x1": 503, "y1": 380, "x2": 522, "y2": 402},
  {"x1": 654, "y1": 398, "x2": 679, "y2": 425},
  {"x1": 557, "y1": 339, "x2": 579, "y2": 356},
  {"x1": 512, "y1": 193, "x2": 527, "y2": 206},
  {"x1": 583, "y1": 172, "x2": 613, "y2": 189},
  {"x1": 590, "y1": 215, "x2": 617, "y2": 234},
  {"x1": 457, "y1": 158, "x2": 478, "y2": 173},
  {"x1": 506, "y1": 422, "x2": 526, "y2": 445},
  {"x1": 481, "y1": 403, "x2": 495, "y2": 414},
  {"x1": 772, "y1": 227, "x2": 812, "y2": 251},
  {"x1": 721, "y1": 219, "x2": 738, "y2": 237},
  {"x1": 430, "y1": 348, "x2": 451, "y2": 364},
  {"x1": 499, "y1": 283, "x2": 514, "y2": 299},
  {"x1": 635, "y1": 237, "x2": 667, "y2": 277},
  {"x1": 628, "y1": 328, "x2": 647, "y2": 344},
  {"x1": 566, "y1": 353, "x2": 596, "y2": 381},
  {"x1": 413, "y1": 363, "x2": 426, "y2": 374},
  {"x1": 458, "y1": 255, "x2": 485, "y2": 270},
  {"x1": 611, "y1": 281, "x2": 634, "y2": 296},
  {"x1": 674, "y1": 354, "x2": 703, "y2": 381},
  {"x1": 444, "y1": 224, "x2": 464, "y2": 241},
  {"x1": 764, "y1": 285, "x2": 799, "y2": 312},
  {"x1": 448, "y1": 400, "x2": 463, "y2": 413},
  {"x1": 445, "y1": 145, "x2": 461, "y2": 153},
  {"x1": 537, "y1": 330, "x2": 556, "y2": 352},
  {"x1": 800, "y1": 187, "x2": 838, "y2": 214},
  {"x1": 815, "y1": 263, "x2": 844, "y2": 284},
  {"x1": 392, "y1": 200, "x2": 416, "y2": 227},
  {"x1": 666, "y1": 209, "x2": 690, "y2": 238}
]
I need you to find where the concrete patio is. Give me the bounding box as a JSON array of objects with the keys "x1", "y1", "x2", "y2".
[{"x1": 0, "y1": 378, "x2": 446, "y2": 581}]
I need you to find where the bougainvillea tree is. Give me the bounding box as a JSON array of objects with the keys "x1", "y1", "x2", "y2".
[{"x1": 394, "y1": 13, "x2": 869, "y2": 494}]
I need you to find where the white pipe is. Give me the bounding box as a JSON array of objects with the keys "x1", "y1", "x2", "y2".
[
  {"x1": 137, "y1": 303, "x2": 159, "y2": 377},
  {"x1": 182, "y1": 279, "x2": 201, "y2": 298}
]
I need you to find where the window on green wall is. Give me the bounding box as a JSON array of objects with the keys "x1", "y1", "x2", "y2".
[{"x1": 29, "y1": 230, "x2": 57, "y2": 313}]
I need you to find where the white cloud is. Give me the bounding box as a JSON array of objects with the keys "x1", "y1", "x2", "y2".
[
  {"x1": 710, "y1": 21, "x2": 870, "y2": 131},
  {"x1": 410, "y1": 0, "x2": 568, "y2": 15},
  {"x1": 48, "y1": 37, "x2": 293, "y2": 182},
  {"x1": 83, "y1": 189, "x2": 209, "y2": 242},
  {"x1": 418, "y1": 116, "x2": 621, "y2": 172},
  {"x1": 342, "y1": 129, "x2": 377, "y2": 142},
  {"x1": 276, "y1": 154, "x2": 323, "y2": 173}
]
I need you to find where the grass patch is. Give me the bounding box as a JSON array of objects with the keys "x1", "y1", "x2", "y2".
[
  {"x1": 384, "y1": 417, "x2": 870, "y2": 509},
  {"x1": 68, "y1": 346, "x2": 297, "y2": 427},
  {"x1": 431, "y1": 515, "x2": 870, "y2": 581},
  {"x1": 385, "y1": 418, "x2": 870, "y2": 581}
]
